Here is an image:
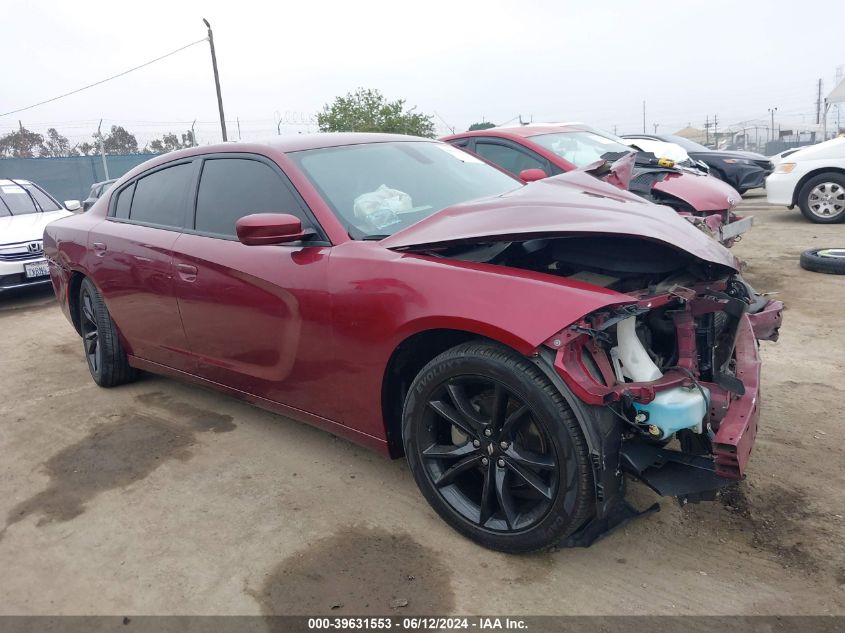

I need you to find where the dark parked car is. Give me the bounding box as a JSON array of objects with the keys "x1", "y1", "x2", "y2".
[
  {"x1": 44, "y1": 134, "x2": 780, "y2": 552},
  {"x1": 623, "y1": 134, "x2": 773, "y2": 194},
  {"x1": 82, "y1": 178, "x2": 116, "y2": 212}
]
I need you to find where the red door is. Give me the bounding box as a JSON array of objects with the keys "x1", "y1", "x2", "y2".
[
  {"x1": 88, "y1": 161, "x2": 195, "y2": 371},
  {"x1": 170, "y1": 155, "x2": 335, "y2": 415}
]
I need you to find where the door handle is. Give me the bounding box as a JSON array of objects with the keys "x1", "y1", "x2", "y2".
[
  {"x1": 92, "y1": 242, "x2": 107, "y2": 257},
  {"x1": 175, "y1": 263, "x2": 198, "y2": 282}
]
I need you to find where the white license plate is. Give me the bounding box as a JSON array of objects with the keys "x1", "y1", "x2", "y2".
[{"x1": 24, "y1": 259, "x2": 50, "y2": 279}]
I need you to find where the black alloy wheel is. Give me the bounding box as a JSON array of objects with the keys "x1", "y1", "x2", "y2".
[
  {"x1": 403, "y1": 342, "x2": 593, "y2": 553},
  {"x1": 78, "y1": 277, "x2": 136, "y2": 387},
  {"x1": 80, "y1": 284, "x2": 100, "y2": 375},
  {"x1": 421, "y1": 375, "x2": 558, "y2": 531}
]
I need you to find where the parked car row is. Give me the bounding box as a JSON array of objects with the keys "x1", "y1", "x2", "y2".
[
  {"x1": 622, "y1": 133, "x2": 775, "y2": 194},
  {"x1": 444, "y1": 124, "x2": 749, "y2": 246},
  {"x1": 41, "y1": 133, "x2": 783, "y2": 553}
]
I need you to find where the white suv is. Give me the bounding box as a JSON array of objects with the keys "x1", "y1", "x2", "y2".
[
  {"x1": 0, "y1": 179, "x2": 78, "y2": 292},
  {"x1": 766, "y1": 137, "x2": 845, "y2": 223}
]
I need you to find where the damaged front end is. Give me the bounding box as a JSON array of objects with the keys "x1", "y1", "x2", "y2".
[
  {"x1": 585, "y1": 154, "x2": 751, "y2": 247},
  {"x1": 520, "y1": 242, "x2": 778, "y2": 545},
  {"x1": 384, "y1": 177, "x2": 784, "y2": 545}
]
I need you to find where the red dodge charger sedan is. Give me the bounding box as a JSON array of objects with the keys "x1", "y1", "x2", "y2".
[{"x1": 44, "y1": 134, "x2": 779, "y2": 552}]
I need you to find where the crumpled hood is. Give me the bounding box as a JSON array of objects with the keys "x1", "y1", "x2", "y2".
[
  {"x1": 382, "y1": 172, "x2": 738, "y2": 272},
  {"x1": 0, "y1": 210, "x2": 72, "y2": 245},
  {"x1": 651, "y1": 170, "x2": 742, "y2": 212}
]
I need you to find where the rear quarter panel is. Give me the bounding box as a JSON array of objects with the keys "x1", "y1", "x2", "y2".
[{"x1": 43, "y1": 210, "x2": 104, "y2": 327}]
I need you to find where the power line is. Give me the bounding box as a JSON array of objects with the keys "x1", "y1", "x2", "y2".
[{"x1": 0, "y1": 38, "x2": 208, "y2": 118}]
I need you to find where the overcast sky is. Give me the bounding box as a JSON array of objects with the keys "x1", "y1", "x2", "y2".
[{"x1": 2, "y1": 0, "x2": 842, "y2": 146}]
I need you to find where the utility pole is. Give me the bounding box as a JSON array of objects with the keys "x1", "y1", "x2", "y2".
[
  {"x1": 653, "y1": 123, "x2": 659, "y2": 134},
  {"x1": 642, "y1": 101, "x2": 646, "y2": 133},
  {"x1": 816, "y1": 78, "x2": 823, "y2": 124},
  {"x1": 768, "y1": 107, "x2": 777, "y2": 142},
  {"x1": 96, "y1": 119, "x2": 110, "y2": 180},
  {"x1": 203, "y1": 18, "x2": 227, "y2": 142},
  {"x1": 191, "y1": 119, "x2": 197, "y2": 147},
  {"x1": 613, "y1": 125, "x2": 618, "y2": 135},
  {"x1": 236, "y1": 117, "x2": 241, "y2": 141},
  {"x1": 705, "y1": 115, "x2": 710, "y2": 146},
  {"x1": 713, "y1": 114, "x2": 718, "y2": 148}
]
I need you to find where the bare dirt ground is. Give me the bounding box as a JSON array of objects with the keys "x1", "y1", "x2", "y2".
[{"x1": 0, "y1": 192, "x2": 843, "y2": 615}]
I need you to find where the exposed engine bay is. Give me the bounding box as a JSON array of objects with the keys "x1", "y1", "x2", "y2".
[
  {"x1": 426, "y1": 234, "x2": 731, "y2": 294},
  {"x1": 423, "y1": 235, "x2": 783, "y2": 513}
]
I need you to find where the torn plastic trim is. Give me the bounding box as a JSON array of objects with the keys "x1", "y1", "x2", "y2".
[{"x1": 620, "y1": 438, "x2": 738, "y2": 502}]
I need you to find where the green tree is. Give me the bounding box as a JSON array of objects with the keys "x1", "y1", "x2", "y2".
[
  {"x1": 0, "y1": 126, "x2": 46, "y2": 157},
  {"x1": 101, "y1": 125, "x2": 139, "y2": 155},
  {"x1": 468, "y1": 121, "x2": 495, "y2": 131},
  {"x1": 317, "y1": 88, "x2": 435, "y2": 137},
  {"x1": 42, "y1": 128, "x2": 76, "y2": 157},
  {"x1": 77, "y1": 142, "x2": 96, "y2": 156},
  {"x1": 147, "y1": 130, "x2": 195, "y2": 154}
]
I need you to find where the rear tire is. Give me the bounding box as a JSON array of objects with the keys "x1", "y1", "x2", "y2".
[
  {"x1": 402, "y1": 341, "x2": 594, "y2": 553},
  {"x1": 79, "y1": 277, "x2": 136, "y2": 387},
  {"x1": 797, "y1": 173, "x2": 845, "y2": 223}
]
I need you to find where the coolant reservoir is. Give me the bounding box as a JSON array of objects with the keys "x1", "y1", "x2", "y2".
[{"x1": 633, "y1": 386, "x2": 710, "y2": 440}]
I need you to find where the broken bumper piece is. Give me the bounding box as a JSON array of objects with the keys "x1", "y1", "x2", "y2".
[
  {"x1": 747, "y1": 298, "x2": 784, "y2": 342},
  {"x1": 712, "y1": 314, "x2": 761, "y2": 479}
]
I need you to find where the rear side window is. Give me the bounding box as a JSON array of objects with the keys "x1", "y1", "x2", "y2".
[
  {"x1": 129, "y1": 163, "x2": 192, "y2": 228},
  {"x1": 113, "y1": 183, "x2": 134, "y2": 219},
  {"x1": 194, "y1": 158, "x2": 307, "y2": 238},
  {"x1": 474, "y1": 142, "x2": 546, "y2": 176}
]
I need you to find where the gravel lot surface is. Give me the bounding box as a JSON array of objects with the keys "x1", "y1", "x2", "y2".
[{"x1": 1, "y1": 192, "x2": 843, "y2": 615}]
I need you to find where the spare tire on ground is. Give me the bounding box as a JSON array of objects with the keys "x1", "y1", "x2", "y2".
[{"x1": 799, "y1": 248, "x2": 845, "y2": 275}]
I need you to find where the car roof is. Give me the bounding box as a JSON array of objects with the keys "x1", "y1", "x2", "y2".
[
  {"x1": 0, "y1": 179, "x2": 34, "y2": 186},
  {"x1": 104, "y1": 134, "x2": 444, "y2": 192},
  {"x1": 170, "y1": 133, "x2": 434, "y2": 158},
  {"x1": 445, "y1": 125, "x2": 584, "y2": 141}
]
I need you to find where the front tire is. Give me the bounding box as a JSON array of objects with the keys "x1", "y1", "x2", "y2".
[
  {"x1": 79, "y1": 277, "x2": 136, "y2": 387},
  {"x1": 402, "y1": 341, "x2": 594, "y2": 553},
  {"x1": 798, "y1": 173, "x2": 845, "y2": 223}
]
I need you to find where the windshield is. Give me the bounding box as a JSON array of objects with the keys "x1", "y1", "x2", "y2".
[
  {"x1": 529, "y1": 131, "x2": 633, "y2": 168},
  {"x1": 289, "y1": 141, "x2": 520, "y2": 238},
  {"x1": 0, "y1": 182, "x2": 62, "y2": 216},
  {"x1": 661, "y1": 135, "x2": 710, "y2": 152}
]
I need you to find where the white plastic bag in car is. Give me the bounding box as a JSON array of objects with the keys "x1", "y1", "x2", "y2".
[{"x1": 353, "y1": 185, "x2": 413, "y2": 230}]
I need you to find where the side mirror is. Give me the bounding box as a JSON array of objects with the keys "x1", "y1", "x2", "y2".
[
  {"x1": 236, "y1": 213, "x2": 305, "y2": 246},
  {"x1": 519, "y1": 168, "x2": 547, "y2": 183},
  {"x1": 64, "y1": 200, "x2": 82, "y2": 211}
]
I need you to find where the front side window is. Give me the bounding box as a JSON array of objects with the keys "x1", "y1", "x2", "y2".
[
  {"x1": 194, "y1": 158, "x2": 307, "y2": 238},
  {"x1": 129, "y1": 163, "x2": 192, "y2": 228},
  {"x1": 474, "y1": 142, "x2": 546, "y2": 176},
  {"x1": 530, "y1": 132, "x2": 634, "y2": 168},
  {"x1": 289, "y1": 141, "x2": 520, "y2": 238}
]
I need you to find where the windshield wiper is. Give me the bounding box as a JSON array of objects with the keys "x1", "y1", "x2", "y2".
[
  {"x1": 8, "y1": 179, "x2": 42, "y2": 213},
  {"x1": 362, "y1": 234, "x2": 390, "y2": 241}
]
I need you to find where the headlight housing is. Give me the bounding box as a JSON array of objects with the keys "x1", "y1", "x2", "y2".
[
  {"x1": 774, "y1": 162, "x2": 797, "y2": 174},
  {"x1": 722, "y1": 158, "x2": 752, "y2": 165}
]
